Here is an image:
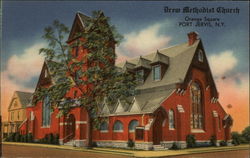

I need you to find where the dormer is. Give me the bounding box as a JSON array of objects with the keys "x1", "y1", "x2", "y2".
[
  {"x1": 134, "y1": 56, "x2": 151, "y2": 83},
  {"x1": 150, "y1": 50, "x2": 169, "y2": 81},
  {"x1": 122, "y1": 61, "x2": 136, "y2": 73}
]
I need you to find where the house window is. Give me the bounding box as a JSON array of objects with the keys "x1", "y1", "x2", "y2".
[
  {"x1": 136, "y1": 70, "x2": 144, "y2": 83},
  {"x1": 100, "y1": 121, "x2": 108, "y2": 132},
  {"x1": 128, "y1": 120, "x2": 139, "y2": 132},
  {"x1": 190, "y1": 82, "x2": 204, "y2": 129},
  {"x1": 198, "y1": 50, "x2": 203, "y2": 62},
  {"x1": 17, "y1": 111, "x2": 20, "y2": 120},
  {"x1": 153, "y1": 65, "x2": 161, "y2": 81},
  {"x1": 113, "y1": 120, "x2": 123, "y2": 132},
  {"x1": 169, "y1": 109, "x2": 175, "y2": 129},
  {"x1": 11, "y1": 112, "x2": 14, "y2": 121},
  {"x1": 42, "y1": 95, "x2": 51, "y2": 127}
]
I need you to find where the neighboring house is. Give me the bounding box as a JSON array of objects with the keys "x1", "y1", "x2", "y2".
[
  {"x1": 2, "y1": 91, "x2": 32, "y2": 138},
  {"x1": 19, "y1": 12, "x2": 233, "y2": 150}
]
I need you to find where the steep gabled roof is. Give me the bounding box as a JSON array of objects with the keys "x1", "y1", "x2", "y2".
[
  {"x1": 116, "y1": 40, "x2": 200, "y2": 90},
  {"x1": 68, "y1": 12, "x2": 91, "y2": 42},
  {"x1": 16, "y1": 91, "x2": 33, "y2": 107},
  {"x1": 9, "y1": 91, "x2": 33, "y2": 109}
]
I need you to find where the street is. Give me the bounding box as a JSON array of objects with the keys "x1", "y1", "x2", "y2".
[
  {"x1": 167, "y1": 149, "x2": 250, "y2": 158},
  {"x1": 2, "y1": 144, "x2": 132, "y2": 158},
  {"x1": 2, "y1": 144, "x2": 249, "y2": 158}
]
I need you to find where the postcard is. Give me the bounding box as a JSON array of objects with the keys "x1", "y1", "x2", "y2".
[{"x1": 1, "y1": 1, "x2": 249, "y2": 158}]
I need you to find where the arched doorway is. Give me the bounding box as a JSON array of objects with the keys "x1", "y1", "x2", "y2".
[
  {"x1": 66, "y1": 114, "x2": 76, "y2": 140},
  {"x1": 153, "y1": 109, "x2": 166, "y2": 145}
]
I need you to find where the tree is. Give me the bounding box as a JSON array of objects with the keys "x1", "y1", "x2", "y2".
[{"x1": 33, "y1": 10, "x2": 136, "y2": 147}]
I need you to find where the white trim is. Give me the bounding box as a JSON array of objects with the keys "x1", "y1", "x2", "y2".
[
  {"x1": 41, "y1": 126, "x2": 50, "y2": 128},
  {"x1": 191, "y1": 129, "x2": 205, "y2": 133},
  {"x1": 206, "y1": 85, "x2": 210, "y2": 91},
  {"x1": 113, "y1": 130, "x2": 124, "y2": 133},
  {"x1": 177, "y1": 104, "x2": 185, "y2": 113},
  {"x1": 212, "y1": 110, "x2": 218, "y2": 117},
  {"x1": 100, "y1": 130, "x2": 109, "y2": 133},
  {"x1": 76, "y1": 121, "x2": 87, "y2": 124},
  {"x1": 169, "y1": 128, "x2": 175, "y2": 131},
  {"x1": 129, "y1": 130, "x2": 135, "y2": 133},
  {"x1": 135, "y1": 126, "x2": 145, "y2": 129}
]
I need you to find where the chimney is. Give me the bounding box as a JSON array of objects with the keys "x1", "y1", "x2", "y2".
[{"x1": 188, "y1": 32, "x2": 198, "y2": 46}]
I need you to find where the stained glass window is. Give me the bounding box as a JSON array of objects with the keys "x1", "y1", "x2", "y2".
[
  {"x1": 113, "y1": 120, "x2": 123, "y2": 131},
  {"x1": 42, "y1": 95, "x2": 51, "y2": 126},
  {"x1": 169, "y1": 109, "x2": 175, "y2": 129},
  {"x1": 100, "y1": 121, "x2": 108, "y2": 131},
  {"x1": 129, "y1": 120, "x2": 139, "y2": 132},
  {"x1": 190, "y1": 82, "x2": 203, "y2": 129}
]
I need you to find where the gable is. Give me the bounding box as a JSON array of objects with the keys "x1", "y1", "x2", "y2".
[
  {"x1": 36, "y1": 62, "x2": 53, "y2": 90},
  {"x1": 8, "y1": 91, "x2": 32, "y2": 110},
  {"x1": 115, "y1": 100, "x2": 125, "y2": 113},
  {"x1": 129, "y1": 98, "x2": 141, "y2": 113},
  {"x1": 182, "y1": 40, "x2": 218, "y2": 98},
  {"x1": 67, "y1": 12, "x2": 90, "y2": 42},
  {"x1": 8, "y1": 96, "x2": 21, "y2": 110}
]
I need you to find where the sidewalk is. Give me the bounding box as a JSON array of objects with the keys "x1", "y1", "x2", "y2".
[{"x1": 3, "y1": 142, "x2": 249, "y2": 158}]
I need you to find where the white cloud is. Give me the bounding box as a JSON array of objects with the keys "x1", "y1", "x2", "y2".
[
  {"x1": 208, "y1": 50, "x2": 238, "y2": 77},
  {"x1": 116, "y1": 23, "x2": 171, "y2": 60},
  {"x1": 6, "y1": 43, "x2": 45, "y2": 81},
  {"x1": 1, "y1": 43, "x2": 45, "y2": 120}
]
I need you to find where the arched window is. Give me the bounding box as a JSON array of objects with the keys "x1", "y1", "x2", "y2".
[
  {"x1": 100, "y1": 121, "x2": 108, "y2": 132},
  {"x1": 169, "y1": 109, "x2": 175, "y2": 129},
  {"x1": 128, "y1": 120, "x2": 139, "y2": 132},
  {"x1": 198, "y1": 50, "x2": 203, "y2": 62},
  {"x1": 42, "y1": 95, "x2": 51, "y2": 126},
  {"x1": 190, "y1": 82, "x2": 203, "y2": 129},
  {"x1": 113, "y1": 120, "x2": 123, "y2": 132}
]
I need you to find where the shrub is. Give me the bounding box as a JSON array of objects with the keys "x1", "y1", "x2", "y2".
[
  {"x1": 27, "y1": 133, "x2": 33, "y2": 143},
  {"x1": 14, "y1": 133, "x2": 21, "y2": 142},
  {"x1": 92, "y1": 142, "x2": 97, "y2": 147},
  {"x1": 210, "y1": 135, "x2": 217, "y2": 146},
  {"x1": 127, "y1": 139, "x2": 135, "y2": 148},
  {"x1": 20, "y1": 135, "x2": 26, "y2": 142},
  {"x1": 186, "y1": 134, "x2": 196, "y2": 148},
  {"x1": 170, "y1": 142, "x2": 178, "y2": 150},
  {"x1": 48, "y1": 133, "x2": 54, "y2": 144},
  {"x1": 53, "y1": 134, "x2": 59, "y2": 145},
  {"x1": 242, "y1": 126, "x2": 250, "y2": 143},
  {"x1": 231, "y1": 132, "x2": 241, "y2": 145},
  {"x1": 5, "y1": 133, "x2": 15, "y2": 142},
  {"x1": 8, "y1": 133, "x2": 16, "y2": 142},
  {"x1": 219, "y1": 140, "x2": 227, "y2": 146}
]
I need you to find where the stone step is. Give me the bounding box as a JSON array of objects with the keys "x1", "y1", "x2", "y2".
[
  {"x1": 64, "y1": 140, "x2": 74, "y2": 146},
  {"x1": 153, "y1": 145, "x2": 168, "y2": 151}
]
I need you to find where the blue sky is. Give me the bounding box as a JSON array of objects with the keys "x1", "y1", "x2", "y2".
[{"x1": 1, "y1": 1, "x2": 249, "y2": 131}]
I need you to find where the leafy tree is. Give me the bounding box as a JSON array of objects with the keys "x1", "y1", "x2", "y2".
[{"x1": 33, "y1": 10, "x2": 136, "y2": 147}]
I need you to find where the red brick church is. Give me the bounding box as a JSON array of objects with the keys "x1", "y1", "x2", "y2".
[{"x1": 19, "y1": 12, "x2": 233, "y2": 150}]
